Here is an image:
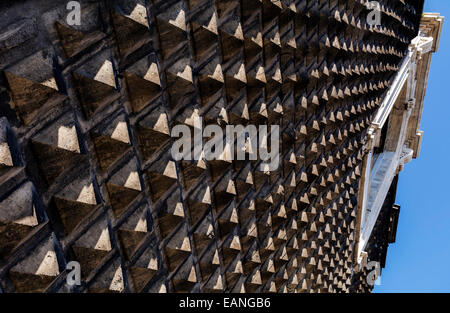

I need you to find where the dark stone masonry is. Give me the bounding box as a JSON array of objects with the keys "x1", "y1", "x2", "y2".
[{"x1": 0, "y1": 0, "x2": 430, "y2": 293}]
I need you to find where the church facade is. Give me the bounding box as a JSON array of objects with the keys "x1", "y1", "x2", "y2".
[{"x1": 0, "y1": 0, "x2": 443, "y2": 293}]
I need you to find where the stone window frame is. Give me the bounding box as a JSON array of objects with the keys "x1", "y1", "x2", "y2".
[{"x1": 353, "y1": 14, "x2": 444, "y2": 265}]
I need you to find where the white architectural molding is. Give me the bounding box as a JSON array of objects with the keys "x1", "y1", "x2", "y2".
[
  {"x1": 355, "y1": 13, "x2": 444, "y2": 264},
  {"x1": 371, "y1": 54, "x2": 411, "y2": 129}
]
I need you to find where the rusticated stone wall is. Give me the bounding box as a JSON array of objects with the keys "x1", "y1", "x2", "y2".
[{"x1": 0, "y1": 0, "x2": 422, "y2": 293}]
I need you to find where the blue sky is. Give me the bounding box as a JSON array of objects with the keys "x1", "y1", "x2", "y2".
[{"x1": 374, "y1": 0, "x2": 450, "y2": 293}]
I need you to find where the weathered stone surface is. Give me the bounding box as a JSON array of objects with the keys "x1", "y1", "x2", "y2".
[
  {"x1": 0, "y1": 19, "x2": 37, "y2": 52},
  {"x1": 0, "y1": 0, "x2": 430, "y2": 294}
]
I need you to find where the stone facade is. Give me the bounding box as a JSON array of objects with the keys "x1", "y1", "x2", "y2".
[{"x1": 0, "y1": 0, "x2": 437, "y2": 293}]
